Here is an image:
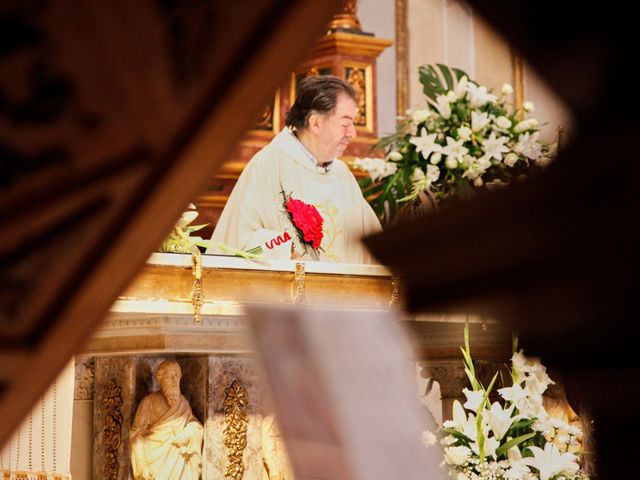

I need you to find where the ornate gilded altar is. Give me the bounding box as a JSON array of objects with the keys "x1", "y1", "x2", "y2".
[{"x1": 72, "y1": 253, "x2": 511, "y2": 480}]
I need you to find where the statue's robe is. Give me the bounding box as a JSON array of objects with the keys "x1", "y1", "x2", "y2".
[
  {"x1": 130, "y1": 392, "x2": 203, "y2": 480},
  {"x1": 209, "y1": 128, "x2": 381, "y2": 264}
]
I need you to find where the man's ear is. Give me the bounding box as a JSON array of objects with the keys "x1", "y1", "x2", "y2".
[{"x1": 307, "y1": 113, "x2": 321, "y2": 133}]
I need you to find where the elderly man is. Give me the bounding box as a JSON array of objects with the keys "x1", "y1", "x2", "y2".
[
  {"x1": 209, "y1": 75, "x2": 381, "y2": 264},
  {"x1": 130, "y1": 360, "x2": 203, "y2": 480}
]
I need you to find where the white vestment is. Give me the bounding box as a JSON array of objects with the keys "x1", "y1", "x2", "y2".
[
  {"x1": 209, "y1": 128, "x2": 381, "y2": 264},
  {"x1": 130, "y1": 393, "x2": 203, "y2": 480}
]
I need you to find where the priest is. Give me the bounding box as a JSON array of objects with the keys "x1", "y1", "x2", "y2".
[{"x1": 208, "y1": 75, "x2": 381, "y2": 264}]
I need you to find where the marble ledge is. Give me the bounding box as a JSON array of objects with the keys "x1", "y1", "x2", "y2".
[{"x1": 148, "y1": 252, "x2": 392, "y2": 277}]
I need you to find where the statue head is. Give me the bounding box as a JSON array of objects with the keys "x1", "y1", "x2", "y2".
[{"x1": 156, "y1": 360, "x2": 182, "y2": 406}]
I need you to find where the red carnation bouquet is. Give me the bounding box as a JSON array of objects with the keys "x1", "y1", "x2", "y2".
[{"x1": 282, "y1": 191, "x2": 324, "y2": 260}]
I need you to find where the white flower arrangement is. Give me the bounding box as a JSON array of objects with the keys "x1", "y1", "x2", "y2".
[
  {"x1": 355, "y1": 64, "x2": 556, "y2": 225},
  {"x1": 423, "y1": 324, "x2": 589, "y2": 480}
]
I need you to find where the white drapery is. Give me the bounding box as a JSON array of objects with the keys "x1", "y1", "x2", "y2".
[{"x1": 0, "y1": 361, "x2": 74, "y2": 480}]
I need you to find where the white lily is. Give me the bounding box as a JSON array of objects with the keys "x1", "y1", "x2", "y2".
[
  {"x1": 442, "y1": 136, "x2": 468, "y2": 164},
  {"x1": 514, "y1": 131, "x2": 542, "y2": 160},
  {"x1": 498, "y1": 383, "x2": 528, "y2": 408},
  {"x1": 484, "y1": 401, "x2": 516, "y2": 440},
  {"x1": 481, "y1": 131, "x2": 510, "y2": 162},
  {"x1": 409, "y1": 128, "x2": 442, "y2": 160},
  {"x1": 467, "y1": 82, "x2": 497, "y2": 107},
  {"x1": 444, "y1": 400, "x2": 479, "y2": 441},
  {"x1": 462, "y1": 388, "x2": 485, "y2": 412},
  {"x1": 471, "y1": 110, "x2": 490, "y2": 132},
  {"x1": 434, "y1": 94, "x2": 452, "y2": 119},
  {"x1": 470, "y1": 435, "x2": 499, "y2": 459},
  {"x1": 522, "y1": 443, "x2": 579, "y2": 480},
  {"x1": 456, "y1": 75, "x2": 468, "y2": 99}
]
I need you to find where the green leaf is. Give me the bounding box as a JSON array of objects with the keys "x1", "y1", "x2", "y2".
[
  {"x1": 418, "y1": 64, "x2": 470, "y2": 102},
  {"x1": 495, "y1": 432, "x2": 536, "y2": 457},
  {"x1": 186, "y1": 223, "x2": 208, "y2": 234}
]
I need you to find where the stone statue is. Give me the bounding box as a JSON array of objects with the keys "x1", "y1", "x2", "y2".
[
  {"x1": 130, "y1": 360, "x2": 203, "y2": 480},
  {"x1": 262, "y1": 413, "x2": 294, "y2": 480}
]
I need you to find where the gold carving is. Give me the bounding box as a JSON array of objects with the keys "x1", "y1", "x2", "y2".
[
  {"x1": 101, "y1": 379, "x2": 123, "y2": 480},
  {"x1": 293, "y1": 262, "x2": 306, "y2": 304},
  {"x1": 328, "y1": 0, "x2": 362, "y2": 32},
  {"x1": 191, "y1": 251, "x2": 204, "y2": 323},
  {"x1": 346, "y1": 67, "x2": 367, "y2": 126},
  {"x1": 395, "y1": 0, "x2": 409, "y2": 116},
  {"x1": 223, "y1": 380, "x2": 249, "y2": 480},
  {"x1": 389, "y1": 274, "x2": 400, "y2": 308}
]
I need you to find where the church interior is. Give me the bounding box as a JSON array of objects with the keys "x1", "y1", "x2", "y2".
[{"x1": 1, "y1": 0, "x2": 633, "y2": 478}]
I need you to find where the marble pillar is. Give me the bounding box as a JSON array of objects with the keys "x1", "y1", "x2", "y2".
[
  {"x1": 93, "y1": 357, "x2": 137, "y2": 480},
  {"x1": 205, "y1": 356, "x2": 262, "y2": 480}
]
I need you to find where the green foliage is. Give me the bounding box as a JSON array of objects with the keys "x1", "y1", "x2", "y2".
[{"x1": 159, "y1": 204, "x2": 208, "y2": 254}]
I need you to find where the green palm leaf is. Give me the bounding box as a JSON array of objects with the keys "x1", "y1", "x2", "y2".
[{"x1": 419, "y1": 63, "x2": 469, "y2": 102}]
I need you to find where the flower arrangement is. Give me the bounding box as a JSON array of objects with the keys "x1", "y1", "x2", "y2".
[
  {"x1": 422, "y1": 324, "x2": 589, "y2": 480},
  {"x1": 159, "y1": 203, "x2": 208, "y2": 254},
  {"x1": 282, "y1": 191, "x2": 324, "y2": 260},
  {"x1": 354, "y1": 64, "x2": 556, "y2": 225}
]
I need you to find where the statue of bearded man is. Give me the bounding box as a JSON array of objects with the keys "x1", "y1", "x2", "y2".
[{"x1": 130, "y1": 360, "x2": 204, "y2": 480}]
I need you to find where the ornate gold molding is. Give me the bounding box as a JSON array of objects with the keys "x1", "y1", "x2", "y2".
[
  {"x1": 309, "y1": 32, "x2": 392, "y2": 58},
  {"x1": 191, "y1": 251, "x2": 203, "y2": 323},
  {"x1": 389, "y1": 274, "x2": 400, "y2": 308},
  {"x1": 292, "y1": 262, "x2": 306, "y2": 304},
  {"x1": 223, "y1": 380, "x2": 249, "y2": 480},
  {"x1": 101, "y1": 380, "x2": 123, "y2": 480},
  {"x1": 395, "y1": 0, "x2": 408, "y2": 116}
]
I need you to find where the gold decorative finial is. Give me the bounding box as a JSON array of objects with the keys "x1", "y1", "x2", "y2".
[
  {"x1": 292, "y1": 262, "x2": 306, "y2": 304},
  {"x1": 327, "y1": 0, "x2": 362, "y2": 32}
]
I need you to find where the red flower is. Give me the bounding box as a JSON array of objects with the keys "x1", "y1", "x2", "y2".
[{"x1": 285, "y1": 197, "x2": 324, "y2": 249}]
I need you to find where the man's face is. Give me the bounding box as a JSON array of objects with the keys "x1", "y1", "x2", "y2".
[
  {"x1": 316, "y1": 93, "x2": 358, "y2": 160},
  {"x1": 158, "y1": 366, "x2": 181, "y2": 402}
]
